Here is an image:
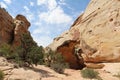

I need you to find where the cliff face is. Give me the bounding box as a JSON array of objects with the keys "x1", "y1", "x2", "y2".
[
  {"x1": 0, "y1": 8, "x2": 14, "y2": 44},
  {"x1": 48, "y1": 0, "x2": 120, "y2": 69},
  {"x1": 0, "y1": 8, "x2": 36, "y2": 48},
  {"x1": 79, "y1": 0, "x2": 120, "y2": 62}
]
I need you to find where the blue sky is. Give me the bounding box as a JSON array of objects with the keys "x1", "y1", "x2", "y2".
[{"x1": 0, "y1": 0, "x2": 90, "y2": 47}]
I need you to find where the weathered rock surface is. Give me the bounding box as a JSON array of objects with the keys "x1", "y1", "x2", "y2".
[
  {"x1": 0, "y1": 8, "x2": 35, "y2": 47},
  {"x1": 48, "y1": 20, "x2": 83, "y2": 69},
  {"x1": 48, "y1": 0, "x2": 120, "y2": 69},
  {"x1": 80, "y1": 0, "x2": 120, "y2": 62},
  {"x1": 0, "y1": 8, "x2": 14, "y2": 44},
  {"x1": 57, "y1": 40, "x2": 85, "y2": 69},
  {"x1": 13, "y1": 14, "x2": 33, "y2": 46}
]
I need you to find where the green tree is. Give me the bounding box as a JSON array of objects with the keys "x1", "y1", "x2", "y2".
[
  {"x1": 0, "y1": 33, "x2": 45, "y2": 67},
  {"x1": 26, "y1": 46, "x2": 44, "y2": 66},
  {"x1": 15, "y1": 33, "x2": 45, "y2": 67}
]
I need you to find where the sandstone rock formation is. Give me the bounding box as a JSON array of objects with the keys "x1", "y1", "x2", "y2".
[
  {"x1": 0, "y1": 8, "x2": 35, "y2": 47},
  {"x1": 13, "y1": 15, "x2": 32, "y2": 46},
  {"x1": 79, "y1": 0, "x2": 120, "y2": 63},
  {"x1": 57, "y1": 40, "x2": 85, "y2": 69},
  {"x1": 0, "y1": 8, "x2": 14, "y2": 44},
  {"x1": 48, "y1": 0, "x2": 120, "y2": 69}
]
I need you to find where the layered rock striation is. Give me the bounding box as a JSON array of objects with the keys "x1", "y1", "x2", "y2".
[
  {"x1": 48, "y1": 0, "x2": 120, "y2": 69},
  {"x1": 0, "y1": 8, "x2": 14, "y2": 44}
]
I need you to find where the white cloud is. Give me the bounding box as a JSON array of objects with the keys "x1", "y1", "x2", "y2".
[
  {"x1": 37, "y1": 0, "x2": 57, "y2": 10},
  {"x1": 32, "y1": 27, "x2": 44, "y2": 34},
  {"x1": 0, "y1": 2, "x2": 7, "y2": 8},
  {"x1": 32, "y1": 35, "x2": 52, "y2": 47},
  {"x1": 48, "y1": 0, "x2": 57, "y2": 10},
  {"x1": 59, "y1": 0, "x2": 66, "y2": 5},
  {"x1": 23, "y1": 6, "x2": 29, "y2": 11},
  {"x1": 30, "y1": 2, "x2": 34, "y2": 6},
  {"x1": 34, "y1": 21, "x2": 42, "y2": 26},
  {"x1": 4, "y1": 0, "x2": 11, "y2": 4},
  {"x1": 23, "y1": 6, "x2": 34, "y2": 22},
  {"x1": 60, "y1": 0, "x2": 65, "y2": 2},
  {"x1": 27, "y1": 14, "x2": 34, "y2": 22},
  {"x1": 37, "y1": 0, "x2": 46, "y2": 5},
  {"x1": 31, "y1": 0, "x2": 74, "y2": 47},
  {"x1": 39, "y1": 6, "x2": 72, "y2": 24},
  {"x1": 33, "y1": 30, "x2": 42, "y2": 34},
  {"x1": 37, "y1": 0, "x2": 73, "y2": 24}
]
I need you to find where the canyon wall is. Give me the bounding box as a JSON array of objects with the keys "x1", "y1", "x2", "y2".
[{"x1": 48, "y1": 0, "x2": 120, "y2": 69}]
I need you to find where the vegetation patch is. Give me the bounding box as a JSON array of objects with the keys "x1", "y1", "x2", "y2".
[
  {"x1": 0, "y1": 33, "x2": 69, "y2": 74},
  {"x1": 114, "y1": 73, "x2": 120, "y2": 80},
  {"x1": 81, "y1": 68, "x2": 102, "y2": 80},
  {"x1": 0, "y1": 70, "x2": 4, "y2": 80},
  {"x1": 0, "y1": 34, "x2": 44, "y2": 67},
  {"x1": 44, "y1": 50, "x2": 69, "y2": 74}
]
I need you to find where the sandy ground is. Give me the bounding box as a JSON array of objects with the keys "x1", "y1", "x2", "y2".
[
  {"x1": 2, "y1": 65, "x2": 119, "y2": 80},
  {"x1": 0, "y1": 57, "x2": 120, "y2": 80},
  {"x1": 37, "y1": 65, "x2": 119, "y2": 80}
]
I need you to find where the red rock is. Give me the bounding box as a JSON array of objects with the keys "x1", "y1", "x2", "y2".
[
  {"x1": 0, "y1": 8, "x2": 35, "y2": 48},
  {"x1": 0, "y1": 8, "x2": 14, "y2": 44},
  {"x1": 57, "y1": 40, "x2": 85, "y2": 69}
]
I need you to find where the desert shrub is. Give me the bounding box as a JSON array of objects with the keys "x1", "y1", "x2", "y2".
[
  {"x1": 10, "y1": 33, "x2": 45, "y2": 67},
  {"x1": 0, "y1": 43, "x2": 11, "y2": 57},
  {"x1": 50, "y1": 62, "x2": 69, "y2": 74},
  {"x1": 12, "y1": 45, "x2": 44, "y2": 67},
  {"x1": 81, "y1": 68, "x2": 99, "y2": 79},
  {"x1": 0, "y1": 44, "x2": 24, "y2": 67},
  {"x1": 0, "y1": 70, "x2": 4, "y2": 80},
  {"x1": 11, "y1": 47, "x2": 25, "y2": 67},
  {"x1": 26, "y1": 46, "x2": 44, "y2": 66},
  {"x1": 0, "y1": 40, "x2": 44, "y2": 67},
  {"x1": 114, "y1": 73, "x2": 120, "y2": 80},
  {"x1": 44, "y1": 50, "x2": 69, "y2": 74},
  {"x1": 0, "y1": 45, "x2": 44, "y2": 67}
]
